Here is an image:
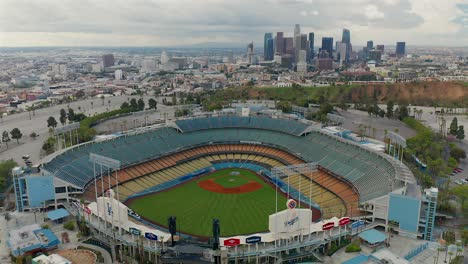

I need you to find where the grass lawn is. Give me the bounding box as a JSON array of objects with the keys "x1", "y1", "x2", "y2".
[{"x1": 126, "y1": 168, "x2": 287, "y2": 237}]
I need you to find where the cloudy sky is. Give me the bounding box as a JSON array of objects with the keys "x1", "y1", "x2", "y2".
[{"x1": 0, "y1": 0, "x2": 467, "y2": 47}]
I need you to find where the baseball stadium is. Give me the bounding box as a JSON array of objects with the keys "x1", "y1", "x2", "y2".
[{"x1": 32, "y1": 114, "x2": 420, "y2": 262}]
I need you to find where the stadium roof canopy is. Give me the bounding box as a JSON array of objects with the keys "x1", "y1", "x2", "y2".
[
  {"x1": 47, "y1": 208, "x2": 69, "y2": 221},
  {"x1": 358, "y1": 229, "x2": 387, "y2": 245}
]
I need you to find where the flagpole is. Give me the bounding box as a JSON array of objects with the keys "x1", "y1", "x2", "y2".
[
  {"x1": 275, "y1": 171, "x2": 278, "y2": 250},
  {"x1": 115, "y1": 169, "x2": 122, "y2": 236},
  {"x1": 100, "y1": 164, "x2": 106, "y2": 230},
  {"x1": 93, "y1": 162, "x2": 100, "y2": 230}
]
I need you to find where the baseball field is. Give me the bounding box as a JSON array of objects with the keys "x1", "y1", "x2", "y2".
[{"x1": 126, "y1": 168, "x2": 287, "y2": 237}]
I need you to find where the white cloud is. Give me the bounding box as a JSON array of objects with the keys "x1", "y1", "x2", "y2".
[
  {"x1": 0, "y1": 0, "x2": 464, "y2": 46},
  {"x1": 364, "y1": 5, "x2": 385, "y2": 20}
]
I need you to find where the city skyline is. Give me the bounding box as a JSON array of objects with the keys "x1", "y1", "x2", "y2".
[{"x1": 0, "y1": 0, "x2": 467, "y2": 47}]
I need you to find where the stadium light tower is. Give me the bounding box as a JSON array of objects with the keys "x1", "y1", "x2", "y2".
[{"x1": 89, "y1": 153, "x2": 122, "y2": 235}]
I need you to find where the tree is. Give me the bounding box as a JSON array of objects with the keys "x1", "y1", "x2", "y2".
[
  {"x1": 172, "y1": 94, "x2": 177, "y2": 105},
  {"x1": 130, "y1": 98, "x2": 138, "y2": 110},
  {"x1": 0, "y1": 159, "x2": 17, "y2": 191},
  {"x1": 42, "y1": 137, "x2": 56, "y2": 154},
  {"x1": 396, "y1": 104, "x2": 409, "y2": 120},
  {"x1": 450, "y1": 117, "x2": 458, "y2": 135},
  {"x1": 2, "y1": 131, "x2": 10, "y2": 148},
  {"x1": 120, "y1": 102, "x2": 130, "y2": 109},
  {"x1": 30, "y1": 132, "x2": 38, "y2": 140},
  {"x1": 148, "y1": 98, "x2": 157, "y2": 110},
  {"x1": 100, "y1": 95, "x2": 105, "y2": 106},
  {"x1": 75, "y1": 89, "x2": 85, "y2": 98},
  {"x1": 137, "y1": 98, "x2": 145, "y2": 111},
  {"x1": 68, "y1": 108, "x2": 75, "y2": 122},
  {"x1": 59, "y1": 108, "x2": 67, "y2": 126},
  {"x1": 450, "y1": 146, "x2": 466, "y2": 161},
  {"x1": 386, "y1": 101, "x2": 394, "y2": 118},
  {"x1": 457, "y1": 125, "x2": 465, "y2": 140},
  {"x1": 47, "y1": 116, "x2": 58, "y2": 128},
  {"x1": 10, "y1": 128, "x2": 22, "y2": 143}
]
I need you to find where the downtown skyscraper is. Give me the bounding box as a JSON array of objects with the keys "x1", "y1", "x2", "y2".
[
  {"x1": 341, "y1": 29, "x2": 351, "y2": 62},
  {"x1": 321, "y1": 37, "x2": 334, "y2": 58},
  {"x1": 264, "y1": 33, "x2": 274, "y2": 60}
]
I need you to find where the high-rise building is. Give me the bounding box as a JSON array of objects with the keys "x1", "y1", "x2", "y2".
[
  {"x1": 142, "y1": 59, "x2": 157, "y2": 73},
  {"x1": 321, "y1": 37, "x2": 334, "y2": 58},
  {"x1": 247, "y1": 42, "x2": 254, "y2": 64},
  {"x1": 369, "y1": 49, "x2": 382, "y2": 62},
  {"x1": 264, "y1": 33, "x2": 274, "y2": 60},
  {"x1": 308, "y1": 32, "x2": 315, "y2": 61},
  {"x1": 317, "y1": 50, "x2": 333, "y2": 71},
  {"x1": 265, "y1": 38, "x2": 274, "y2": 61},
  {"x1": 396, "y1": 42, "x2": 406, "y2": 58},
  {"x1": 336, "y1": 42, "x2": 347, "y2": 65},
  {"x1": 293, "y1": 24, "x2": 300, "y2": 49},
  {"x1": 376, "y1": 45, "x2": 385, "y2": 53},
  {"x1": 276, "y1": 32, "x2": 284, "y2": 54},
  {"x1": 102, "y1": 54, "x2": 115, "y2": 68},
  {"x1": 341, "y1": 29, "x2": 351, "y2": 62},
  {"x1": 366, "y1": 41, "x2": 374, "y2": 50},
  {"x1": 115, "y1": 70, "x2": 123, "y2": 80},
  {"x1": 161, "y1": 51, "x2": 170, "y2": 64},
  {"x1": 342, "y1": 29, "x2": 351, "y2": 45},
  {"x1": 284, "y1": 37, "x2": 294, "y2": 56}
]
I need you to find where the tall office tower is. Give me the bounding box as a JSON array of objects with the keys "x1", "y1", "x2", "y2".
[
  {"x1": 369, "y1": 49, "x2": 382, "y2": 62},
  {"x1": 341, "y1": 29, "x2": 351, "y2": 62},
  {"x1": 294, "y1": 34, "x2": 307, "y2": 63},
  {"x1": 265, "y1": 38, "x2": 274, "y2": 61},
  {"x1": 276, "y1": 32, "x2": 284, "y2": 54},
  {"x1": 161, "y1": 51, "x2": 170, "y2": 64},
  {"x1": 102, "y1": 54, "x2": 115, "y2": 68},
  {"x1": 321, "y1": 37, "x2": 334, "y2": 58},
  {"x1": 336, "y1": 42, "x2": 347, "y2": 65},
  {"x1": 294, "y1": 24, "x2": 301, "y2": 37},
  {"x1": 114, "y1": 70, "x2": 123, "y2": 80},
  {"x1": 376, "y1": 45, "x2": 385, "y2": 53},
  {"x1": 366, "y1": 40, "x2": 374, "y2": 50},
  {"x1": 264, "y1": 33, "x2": 273, "y2": 60},
  {"x1": 396, "y1": 42, "x2": 406, "y2": 58},
  {"x1": 308, "y1": 32, "x2": 315, "y2": 61},
  {"x1": 247, "y1": 42, "x2": 254, "y2": 64},
  {"x1": 317, "y1": 50, "x2": 333, "y2": 71},
  {"x1": 284, "y1": 37, "x2": 294, "y2": 56},
  {"x1": 293, "y1": 24, "x2": 301, "y2": 47}
]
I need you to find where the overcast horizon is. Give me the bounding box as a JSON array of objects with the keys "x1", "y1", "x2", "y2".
[{"x1": 0, "y1": 0, "x2": 467, "y2": 48}]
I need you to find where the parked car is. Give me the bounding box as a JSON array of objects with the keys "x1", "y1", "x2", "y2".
[
  {"x1": 460, "y1": 179, "x2": 468, "y2": 184},
  {"x1": 455, "y1": 180, "x2": 463, "y2": 185}
]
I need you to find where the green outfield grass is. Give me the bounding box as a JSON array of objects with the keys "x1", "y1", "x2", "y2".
[{"x1": 126, "y1": 168, "x2": 287, "y2": 237}]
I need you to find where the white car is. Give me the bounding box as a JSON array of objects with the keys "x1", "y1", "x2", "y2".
[
  {"x1": 455, "y1": 180, "x2": 463, "y2": 185},
  {"x1": 460, "y1": 179, "x2": 468, "y2": 184}
]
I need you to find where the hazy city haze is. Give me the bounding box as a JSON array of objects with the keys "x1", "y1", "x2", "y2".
[{"x1": 0, "y1": 0, "x2": 467, "y2": 47}]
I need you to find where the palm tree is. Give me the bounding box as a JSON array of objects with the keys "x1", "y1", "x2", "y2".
[
  {"x1": 108, "y1": 99, "x2": 111, "y2": 108},
  {"x1": 90, "y1": 101, "x2": 94, "y2": 109}
]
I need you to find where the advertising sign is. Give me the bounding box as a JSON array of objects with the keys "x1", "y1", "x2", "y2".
[
  {"x1": 268, "y1": 208, "x2": 312, "y2": 233},
  {"x1": 351, "y1": 220, "x2": 366, "y2": 229},
  {"x1": 223, "y1": 238, "x2": 240, "y2": 247},
  {"x1": 129, "y1": 227, "x2": 141, "y2": 236},
  {"x1": 245, "y1": 236, "x2": 262, "y2": 244},
  {"x1": 339, "y1": 217, "x2": 350, "y2": 226},
  {"x1": 145, "y1": 232, "x2": 158, "y2": 241},
  {"x1": 322, "y1": 222, "x2": 335, "y2": 231},
  {"x1": 286, "y1": 199, "x2": 297, "y2": 209}
]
